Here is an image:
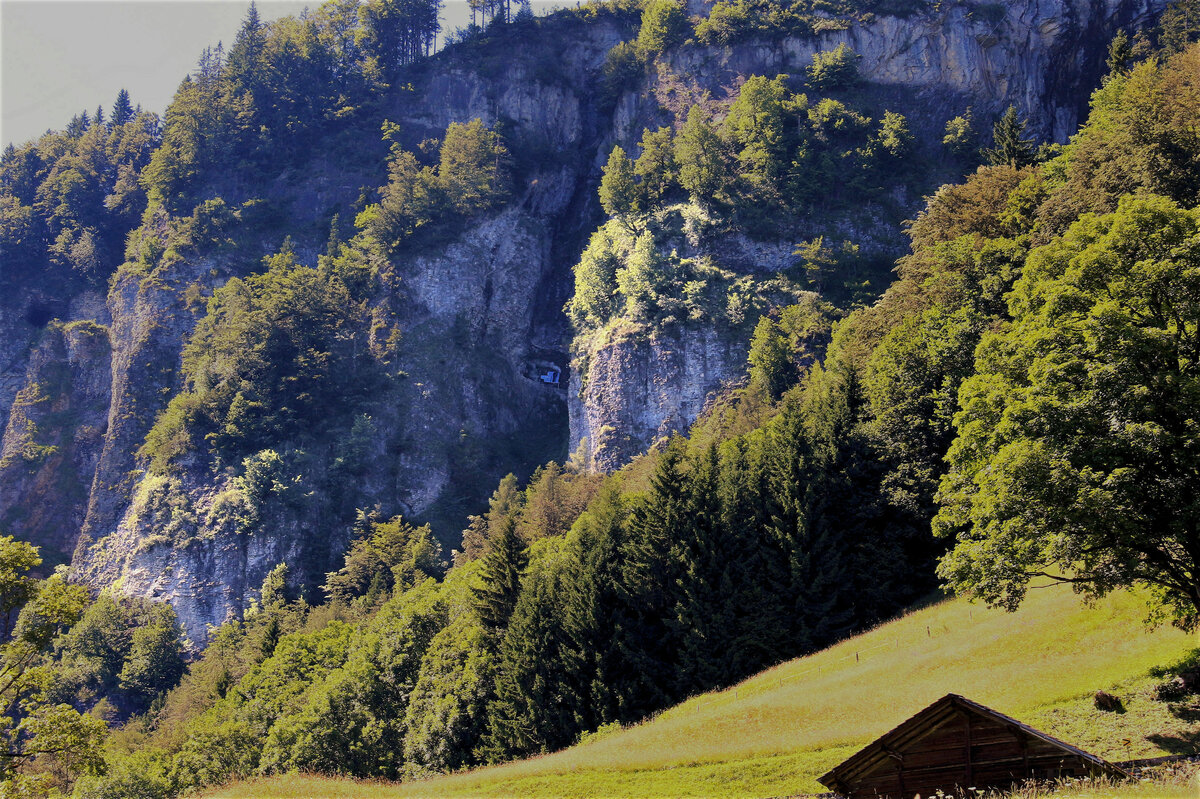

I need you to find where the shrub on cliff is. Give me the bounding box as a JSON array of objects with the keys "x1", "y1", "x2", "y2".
[
  {"x1": 140, "y1": 242, "x2": 393, "y2": 472},
  {"x1": 358, "y1": 119, "x2": 512, "y2": 251},
  {"x1": 635, "y1": 0, "x2": 690, "y2": 60},
  {"x1": 806, "y1": 43, "x2": 861, "y2": 91}
]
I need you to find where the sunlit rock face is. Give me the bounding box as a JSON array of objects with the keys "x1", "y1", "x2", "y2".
[{"x1": 0, "y1": 0, "x2": 1167, "y2": 642}]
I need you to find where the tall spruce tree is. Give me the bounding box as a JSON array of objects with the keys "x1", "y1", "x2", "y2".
[
  {"x1": 984, "y1": 106, "x2": 1035, "y2": 168},
  {"x1": 482, "y1": 560, "x2": 576, "y2": 761},
  {"x1": 226, "y1": 1, "x2": 267, "y2": 93},
  {"x1": 764, "y1": 403, "x2": 821, "y2": 653},
  {"x1": 612, "y1": 438, "x2": 689, "y2": 714},
  {"x1": 671, "y1": 444, "x2": 743, "y2": 695},
  {"x1": 111, "y1": 89, "x2": 134, "y2": 127},
  {"x1": 472, "y1": 516, "x2": 527, "y2": 634},
  {"x1": 1107, "y1": 30, "x2": 1134, "y2": 74},
  {"x1": 717, "y1": 436, "x2": 793, "y2": 676},
  {"x1": 561, "y1": 482, "x2": 629, "y2": 728}
]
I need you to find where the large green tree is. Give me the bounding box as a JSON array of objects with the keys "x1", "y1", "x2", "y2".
[
  {"x1": 935, "y1": 195, "x2": 1200, "y2": 628},
  {"x1": 0, "y1": 543, "x2": 104, "y2": 794},
  {"x1": 598, "y1": 145, "x2": 639, "y2": 219},
  {"x1": 472, "y1": 517, "x2": 528, "y2": 634}
]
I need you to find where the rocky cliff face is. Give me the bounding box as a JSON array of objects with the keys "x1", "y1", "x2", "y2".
[
  {"x1": 66, "y1": 58, "x2": 594, "y2": 640},
  {"x1": 0, "y1": 315, "x2": 111, "y2": 567},
  {"x1": 0, "y1": 0, "x2": 1169, "y2": 641},
  {"x1": 570, "y1": 0, "x2": 1169, "y2": 472},
  {"x1": 665, "y1": 0, "x2": 1166, "y2": 141},
  {"x1": 70, "y1": 202, "x2": 576, "y2": 641},
  {"x1": 570, "y1": 325, "x2": 745, "y2": 470}
]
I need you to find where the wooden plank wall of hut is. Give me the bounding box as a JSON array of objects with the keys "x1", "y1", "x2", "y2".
[{"x1": 847, "y1": 713, "x2": 1099, "y2": 798}]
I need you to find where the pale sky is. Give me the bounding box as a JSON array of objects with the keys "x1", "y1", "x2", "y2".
[{"x1": 1, "y1": 0, "x2": 565, "y2": 149}]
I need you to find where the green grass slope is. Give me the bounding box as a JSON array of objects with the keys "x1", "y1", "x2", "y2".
[{"x1": 203, "y1": 585, "x2": 1199, "y2": 798}]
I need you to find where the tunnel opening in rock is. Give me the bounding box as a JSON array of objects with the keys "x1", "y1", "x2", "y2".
[{"x1": 24, "y1": 303, "x2": 55, "y2": 328}]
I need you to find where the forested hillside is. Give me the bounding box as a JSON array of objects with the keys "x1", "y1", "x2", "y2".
[
  {"x1": 201, "y1": 584, "x2": 1200, "y2": 798},
  {"x1": 0, "y1": 0, "x2": 1197, "y2": 796}
]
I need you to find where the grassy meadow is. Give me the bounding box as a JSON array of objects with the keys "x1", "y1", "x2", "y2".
[{"x1": 202, "y1": 585, "x2": 1199, "y2": 798}]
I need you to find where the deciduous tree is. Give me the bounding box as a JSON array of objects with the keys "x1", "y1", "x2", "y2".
[{"x1": 935, "y1": 195, "x2": 1200, "y2": 628}]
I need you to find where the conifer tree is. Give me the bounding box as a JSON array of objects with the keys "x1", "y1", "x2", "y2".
[
  {"x1": 984, "y1": 106, "x2": 1035, "y2": 168},
  {"x1": 612, "y1": 438, "x2": 689, "y2": 713},
  {"x1": 763, "y1": 404, "x2": 819, "y2": 653},
  {"x1": 671, "y1": 444, "x2": 740, "y2": 695},
  {"x1": 66, "y1": 112, "x2": 87, "y2": 138},
  {"x1": 481, "y1": 564, "x2": 574, "y2": 761},
  {"x1": 259, "y1": 616, "x2": 281, "y2": 660},
  {"x1": 560, "y1": 482, "x2": 628, "y2": 727},
  {"x1": 472, "y1": 516, "x2": 527, "y2": 634},
  {"x1": 717, "y1": 437, "x2": 792, "y2": 675},
  {"x1": 1106, "y1": 30, "x2": 1133, "y2": 74},
  {"x1": 461, "y1": 473, "x2": 523, "y2": 560},
  {"x1": 226, "y1": 1, "x2": 267, "y2": 92},
  {"x1": 111, "y1": 89, "x2": 134, "y2": 127},
  {"x1": 1159, "y1": 0, "x2": 1200, "y2": 54}
]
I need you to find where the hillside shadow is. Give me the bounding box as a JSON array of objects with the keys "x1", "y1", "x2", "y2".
[
  {"x1": 1148, "y1": 647, "x2": 1200, "y2": 679},
  {"x1": 1145, "y1": 731, "x2": 1200, "y2": 755},
  {"x1": 1166, "y1": 702, "x2": 1200, "y2": 723}
]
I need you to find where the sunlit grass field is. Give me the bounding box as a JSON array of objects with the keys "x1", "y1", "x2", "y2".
[{"x1": 202, "y1": 585, "x2": 1199, "y2": 798}]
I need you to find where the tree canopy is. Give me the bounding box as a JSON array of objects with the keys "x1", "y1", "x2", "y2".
[{"x1": 935, "y1": 195, "x2": 1200, "y2": 628}]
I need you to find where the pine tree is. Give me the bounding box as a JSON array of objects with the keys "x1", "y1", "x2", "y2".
[
  {"x1": 560, "y1": 482, "x2": 628, "y2": 728},
  {"x1": 1106, "y1": 30, "x2": 1133, "y2": 75},
  {"x1": 111, "y1": 89, "x2": 134, "y2": 127},
  {"x1": 472, "y1": 516, "x2": 527, "y2": 634},
  {"x1": 611, "y1": 438, "x2": 689, "y2": 714},
  {"x1": 671, "y1": 444, "x2": 740, "y2": 695},
  {"x1": 984, "y1": 106, "x2": 1035, "y2": 168}
]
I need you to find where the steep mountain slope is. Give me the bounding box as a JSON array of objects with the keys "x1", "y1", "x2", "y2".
[
  {"x1": 200, "y1": 584, "x2": 1200, "y2": 798},
  {"x1": 0, "y1": 0, "x2": 1170, "y2": 642}
]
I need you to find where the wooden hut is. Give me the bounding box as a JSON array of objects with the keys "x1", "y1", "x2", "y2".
[{"x1": 818, "y1": 694, "x2": 1128, "y2": 798}]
